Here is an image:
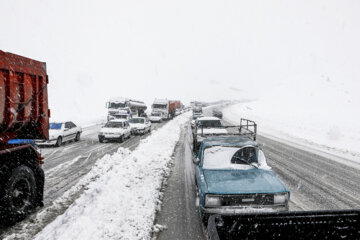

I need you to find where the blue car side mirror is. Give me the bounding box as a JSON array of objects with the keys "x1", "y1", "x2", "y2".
[{"x1": 192, "y1": 154, "x2": 200, "y2": 165}]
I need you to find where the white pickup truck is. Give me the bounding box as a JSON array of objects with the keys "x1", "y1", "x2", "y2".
[{"x1": 98, "y1": 119, "x2": 131, "y2": 143}]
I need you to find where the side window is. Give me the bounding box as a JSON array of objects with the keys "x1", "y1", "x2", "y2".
[
  {"x1": 70, "y1": 122, "x2": 76, "y2": 128},
  {"x1": 65, "y1": 122, "x2": 71, "y2": 129}
]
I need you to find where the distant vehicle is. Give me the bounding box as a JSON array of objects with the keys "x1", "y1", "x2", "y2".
[
  {"x1": 149, "y1": 112, "x2": 163, "y2": 123},
  {"x1": 106, "y1": 97, "x2": 147, "y2": 120},
  {"x1": 98, "y1": 119, "x2": 131, "y2": 143},
  {"x1": 212, "y1": 108, "x2": 223, "y2": 119},
  {"x1": 193, "y1": 135, "x2": 290, "y2": 223},
  {"x1": 129, "y1": 117, "x2": 151, "y2": 135},
  {"x1": 152, "y1": 99, "x2": 176, "y2": 120},
  {"x1": 0, "y1": 51, "x2": 48, "y2": 223},
  {"x1": 36, "y1": 122, "x2": 82, "y2": 147},
  {"x1": 175, "y1": 108, "x2": 181, "y2": 116},
  {"x1": 193, "y1": 116, "x2": 228, "y2": 151},
  {"x1": 192, "y1": 105, "x2": 203, "y2": 115}
]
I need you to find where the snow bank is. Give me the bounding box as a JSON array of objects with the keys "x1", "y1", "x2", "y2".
[
  {"x1": 34, "y1": 113, "x2": 190, "y2": 240},
  {"x1": 223, "y1": 78, "x2": 360, "y2": 163}
]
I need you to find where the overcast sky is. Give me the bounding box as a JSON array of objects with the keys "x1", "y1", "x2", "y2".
[{"x1": 1, "y1": 0, "x2": 359, "y2": 123}]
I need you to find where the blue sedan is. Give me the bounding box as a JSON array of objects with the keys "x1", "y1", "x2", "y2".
[{"x1": 193, "y1": 136, "x2": 290, "y2": 221}]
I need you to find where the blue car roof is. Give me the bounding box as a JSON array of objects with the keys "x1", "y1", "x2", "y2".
[{"x1": 201, "y1": 136, "x2": 260, "y2": 148}]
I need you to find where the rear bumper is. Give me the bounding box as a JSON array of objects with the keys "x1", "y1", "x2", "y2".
[{"x1": 201, "y1": 204, "x2": 289, "y2": 215}]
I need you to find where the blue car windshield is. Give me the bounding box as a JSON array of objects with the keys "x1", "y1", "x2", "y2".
[
  {"x1": 203, "y1": 146, "x2": 259, "y2": 169},
  {"x1": 50, "y1": 123, "x2": 62, "y2": 129}
]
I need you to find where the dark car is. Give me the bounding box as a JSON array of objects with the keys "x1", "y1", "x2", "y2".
[{"x1": 212, "y1": 109, "x2": 223, "y2": 119}]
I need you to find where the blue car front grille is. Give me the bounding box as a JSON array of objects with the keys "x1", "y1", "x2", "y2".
[{"x1": 220, "y1": 194, "x2": 274, "y2": 206}]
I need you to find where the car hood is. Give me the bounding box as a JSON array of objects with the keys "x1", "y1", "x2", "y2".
[
  {"x1": 100, "y1": 127, "x2": 125, "y2": 134},
  {"x1": 49, "y1": 129, "x2": 62, "y2": 138},
  {"x1": 197, "y1": 128, "x2": 228, "y2": 135},
  {"x1": 203, "y1": 169, "x2": 288, "y2": 194}
]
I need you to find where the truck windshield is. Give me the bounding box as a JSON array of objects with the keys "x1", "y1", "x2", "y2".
[
  {"x1": 129, "y1": 118, "x2": 145, "y2": 124},
  {"x1": 109, "y1": 102, "x2": 125, "y2": 108},
  {"x1": 152, "y1": 104, "x2": 167, "y2": 109},
  {"x1": 104, "y1": 122, "x2": 124, "y2": 128},
  {"x1": 50, "y1": 123, "x2": 62, "y2": 129}
]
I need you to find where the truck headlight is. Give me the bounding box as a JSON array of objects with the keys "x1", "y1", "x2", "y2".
[
  {"x1": 274, "y1": 193, "x2": 289, "y2": 204},
  {"x1": 205, "y1": 195, "x2": 222, "y2": 207}
]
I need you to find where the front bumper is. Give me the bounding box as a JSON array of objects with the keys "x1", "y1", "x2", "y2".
[
  {"x1": 35, "y1": 139, "x2": 57, "y2": 146},
  {"x1": 201, "y1": 204, "x2": 289, "y2": 215},
  {"x1": 131, "y1": 128, "x2": 146, "y2": 134},
  {"x1": 98, "y1": 134, "x2": 121, "y2": 139}
]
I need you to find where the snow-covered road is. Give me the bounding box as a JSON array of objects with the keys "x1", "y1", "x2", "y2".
[
  {"x1": 154, "y1": 106, "x2": 360, "y2": 239},
  {"x1": 1, "y1": 105, "x2": 359, "y2": 240},
  {"x1": 0, "y1": 120, "x2": 168, "y2": 240}
]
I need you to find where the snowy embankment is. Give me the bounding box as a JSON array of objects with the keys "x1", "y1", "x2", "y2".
[
  {"x1": 224, "y1": 79, "x2": 360, "y2": 165},
  {"x1": 34, "y1": 113, "x2": 190, "y2": 240}
]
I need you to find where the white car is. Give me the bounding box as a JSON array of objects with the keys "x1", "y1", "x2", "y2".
[
  {"x1": 149, "y1": 112, "x2": 163, "y2": 123},
  {"x1": 98, "y1": 119, "x2": 131, "y2": 143},
  {"x1": 128, "y1": 117, "x2": 151, "y2": 135},
  {"x1": 36, "y1": 121, "x2": 82, "y2": 147},
  {"x1": 175, "y1": 109, "x2": 181, "y2": 116}
]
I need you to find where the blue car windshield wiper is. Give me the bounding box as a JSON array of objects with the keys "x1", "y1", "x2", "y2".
[{"x1": 231, "y1": 156, "x2": 258, "y2": 168}]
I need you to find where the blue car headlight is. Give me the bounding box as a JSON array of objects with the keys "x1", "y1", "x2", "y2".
[{"x1": 205, "y1": 195, "x2": 222, "y2": 207}]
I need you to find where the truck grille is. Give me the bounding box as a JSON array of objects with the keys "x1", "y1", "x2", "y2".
[{"x1": 220, "y1": 194, "x2": 274, "y2": 206}]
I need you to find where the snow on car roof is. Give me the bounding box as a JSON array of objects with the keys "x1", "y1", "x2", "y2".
[{"x1": 197, "y1": 116, "x2": 220, "y2": 121}]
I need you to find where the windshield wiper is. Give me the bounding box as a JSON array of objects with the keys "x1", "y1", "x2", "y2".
[{"x1": 232, "y1": 156, "x2": 258, "y2": 168}]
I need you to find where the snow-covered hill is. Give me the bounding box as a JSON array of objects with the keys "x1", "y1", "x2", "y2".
[{"x1": 224, "y1": 78, "x2": 360, "y2": 164}]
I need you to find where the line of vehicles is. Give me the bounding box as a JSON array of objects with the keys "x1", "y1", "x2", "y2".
[
  {"x1": 1, "y1": 51, "x2": 358, "y2": 238},
  {"x1": 0, "y1": 51, "x2": 186, "y2": 224},
  {"x1": 190, "y1": 107, "x2": 359, "y2": 239}
]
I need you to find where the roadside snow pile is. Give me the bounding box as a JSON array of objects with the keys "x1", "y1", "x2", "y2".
[
  {"x1": 34, "y1": 114, "x2": 189, "y2": 240},
  {"x1": 224, "y1": 78, "x2": 360, "y2": 163}
]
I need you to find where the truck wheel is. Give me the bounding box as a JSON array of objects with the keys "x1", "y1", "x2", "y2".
[
  {"x1": 149, "y1": 126, "x2": 151, "y2": 133},
  {"x1": 55, "y1": 137, "x2": 62, "y2": 147},
  {"x1": 99, "y1": 136, "x2": 104, "y2": 143},
  {"x1": 1, "y1": 166, "x2": 37, "y2": 223},
  {"x1": 119, "y1": 135, "x2": 124, "y2": 143},
  {"x1": 75, "y1": 132, "x2": 81, "y2": 142}
]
